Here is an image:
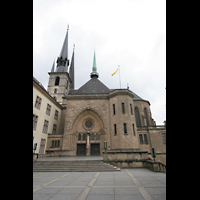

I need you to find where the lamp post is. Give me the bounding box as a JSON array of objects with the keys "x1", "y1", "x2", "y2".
[
  {"x1": 151, "y1": 148, "x2": 156, "y2": 162},
  {"x1": 104, "y1": 141, "x2": 107, "y2": 154}
]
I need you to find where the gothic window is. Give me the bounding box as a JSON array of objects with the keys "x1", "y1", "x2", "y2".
[
  {"x1": 78, "y1": 134, "x2": 81, "y2": 141},
  {"x1": 144, "y1": 134, "x2": 148, "y2": 144},
  {"x1": 122, "y1": 103, "x2": 125, "y2": 113},
  {"x1": 113, "y1": 104, "x2": 116, "y2": 115},
  {"x1": 55, "y1": 140, "x2": 57, "y2": 147},
  {"x1": 52, "y1": 140, "x2": 54, "y2": 147},
  {"x1": 134, "y1": 107, "x2": 141, "y2": 127},
  {"x1": 83, "y1": 134, "x2": 86, "y2": 141},
  {"x1": 144, "y1": 108, "x2": 149, "y2": 126},
  {"x1": 91, "y1": 133, "x2": 94, "y2": 140},
  {"x1": 85, "y1": 120, "x2": 93, "y2": 128},
  {"x1": 114, "y1": 124, "x2": 117, "y2": 135},
  {"x1": 139, "y1": 134, "x2": 143, "y2": 144},
  {"x1": 132, "y1": 124, "x2": 135, "y2": 136},
  {"x1": 130, "y1": 104, "x2": 133, "y2": 115},
  {"x1": 55, "y1": 77, "x2": 60, "y2": 85},
  {"x1": 123, "y1": 123, "x2": 127, "y2": 134},
  {"x1": 66, "y1": 81, "x2": 68, "y2": 89},
  {"x1": 96, "y1": 133, "x2": 99, "y2": 140},
  {"x1": 57, "y1": 140, "x2": 60, "y2": 147}
]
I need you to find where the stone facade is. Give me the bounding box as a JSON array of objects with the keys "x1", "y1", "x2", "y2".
[{"x1": 34, "y1": 28, "x2": 166, "y2": 165}]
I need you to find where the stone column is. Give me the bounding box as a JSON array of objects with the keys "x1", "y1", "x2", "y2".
[{"x1": 86, "y1": 133, "x2": 90, "y2": 156}]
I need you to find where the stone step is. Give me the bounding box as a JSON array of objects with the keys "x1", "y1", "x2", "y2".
[{"x1": 33, "y1": 160, "x2": 120, "y2": 172}]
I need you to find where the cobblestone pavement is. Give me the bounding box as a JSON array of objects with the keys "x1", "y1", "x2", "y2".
[{"x1": 33, "y1": 168, "x2": 166, "y2": 200}]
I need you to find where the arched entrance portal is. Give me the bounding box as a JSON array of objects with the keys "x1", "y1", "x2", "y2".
[{"x1": 71, "y1": 108, "x2": 106, "y2": 156}]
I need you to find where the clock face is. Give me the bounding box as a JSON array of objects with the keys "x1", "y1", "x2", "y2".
[{"x1": 85, "y1": 120, "x2": 93, "y2": 128}]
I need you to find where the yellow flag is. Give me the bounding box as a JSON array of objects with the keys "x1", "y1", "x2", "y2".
[{"x1": 112, "y1": 68, "x2": 118, "y2": 76}]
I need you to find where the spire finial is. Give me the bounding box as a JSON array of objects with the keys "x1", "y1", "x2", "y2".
[
  {"x1": 67, "y1": 24, "x2": 69, "y2": 30},
  {"x1": 90, "y1": 50, "x2": 99, "y2": 78}
]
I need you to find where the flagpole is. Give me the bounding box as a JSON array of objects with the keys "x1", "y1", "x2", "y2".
[{"x1": 118, "y1": 65, "x2": 121, "y2": 89}]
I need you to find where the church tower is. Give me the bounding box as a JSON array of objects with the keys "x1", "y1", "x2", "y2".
[{"x1": 47, "y1": 26, "x2": 75, "y2": 104}]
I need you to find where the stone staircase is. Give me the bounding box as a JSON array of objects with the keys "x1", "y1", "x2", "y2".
[{"x1": 33, "y1": 160, "x2": 121, "y2": 172}]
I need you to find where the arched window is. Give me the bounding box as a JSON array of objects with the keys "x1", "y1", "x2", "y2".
[
  {"x1": 78, "y1": 134, "x2": 81, "y2": 141},
  {"x1": 55, "y1": 77, "x2": 60, "y2": 85},
  {"x1": 134, "y1": 107, "x2": 141, "y2": 127},
  {"x1": 52, "y1": 140, "x2": 54, "y2": 147},
  {"x1": 91, "y1": 134, "x2": 94, "y2": 140},
  {"x1": 57, "y1": 140, "x2": 60, "y2": 147},
  {"x1": 55, "y1": 140, "x2": 57, "y2": 147},
  {"x1": 144, "y1": 108, "x2": 149, "y2": 126},
  {"x1": 83, "y1": 134, "x2": 86, "y2": 141},
  {"x1": 96, "y1": 133, "x2": 99, "y2": 140},
  {"x1": 54, "y1": 89, "x2": 57, "y2": 93}
]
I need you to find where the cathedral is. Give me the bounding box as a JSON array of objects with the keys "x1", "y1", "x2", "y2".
[{"x1": 33, "y1": 28, "x2": 166, "y2": 165}]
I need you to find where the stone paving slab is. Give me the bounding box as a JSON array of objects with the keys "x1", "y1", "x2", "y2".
[{"x1": 33, "y1": 169, "x2": 166, "y2": 200}]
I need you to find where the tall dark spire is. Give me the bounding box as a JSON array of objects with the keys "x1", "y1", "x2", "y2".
[
  {"x1": 69, "y1": 44, "x2": 75, "y2": 90},
  {"x1": 55, "y1": 25, "x2": 69, "y2": 72}
]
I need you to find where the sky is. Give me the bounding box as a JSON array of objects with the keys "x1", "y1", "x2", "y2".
[{"x1": 33, "y1": 0, "x2": 166, "y2": 125}]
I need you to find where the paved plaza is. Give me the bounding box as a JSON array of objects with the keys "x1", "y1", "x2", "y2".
[{"x1": 33, "y1": 168, "x2": 166, "y2": 200}]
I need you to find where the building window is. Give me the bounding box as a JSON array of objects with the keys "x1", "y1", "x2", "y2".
[
  {"x1": 91, "y1": 133, "x2": 94, "y2": 140},
  {"x1": 96, "y1": 133, "x2": 99, "y2": 140},
  {"x1": 122, "y1": 103, "x2": 125, "y2": 114},
  {"x1": 144, "y1": 134, "x2": 148, "y2": 144},
  {"x1": 130, "y1": 104, "x2": 133, "y2": 115},
  {"x1": 46, "y1": 104, "x2": 51, "y2": 116},
  {"x1": 144, "y1": 108, "x2": 149, "y2": 126},
  {"x1": 39, "y1": 139, "x2": 46, "y2": 154},
  {"x1": 43, "y1": 120, "x2": 49, "y2": 133},
  {"x1": 83, "y1": 134, "x2": 86, "y2": 141},
  {"x1": 51, "y1": 140, "x2": 60, "y2": 147},
  {"x1": 139, "y1": 134, "x2": 143, "y2": 144},
  {"x1": 114, "y1": 124, "x2": 117, "y2": 135},
  {"x1": 54, "y1": 89, "x2": 57, "y2": 93},
  {"x1": 66, "y1": 81, "x2": 68, "y2": 89},
  {"x1": 132, "y1": 124, "x2": 135, "y2": 136},
  {"x1": 55, "y1": 77, "x2": 60, "y2": 85},
  {"x1": 162, "y1": 133, "x2": 166, "y2": 143},
  {"x1": 113, "y1": 104, "x2": 116, "y2": 115},
  {"x1": 52, "y1": 124, "x2": 57, "y2": 134},
  {"x1": 123, "y1": 123, "x2": 127, "y2": 134},
  {"x1": 33, "y1": 114, "x2": 38, "y2": 130},
  {"x1": 35, "y1": 96, "x2": 42, "y2": 109},
  {"x1": 55, "y1": 110, "x2": 58, "y2": 120},
  {"x1": 134, "y1": 107, "x2": 141, "y2": 127},
  {"x1": 78, "y1": 134, "x2": 81, "y2": 141}
]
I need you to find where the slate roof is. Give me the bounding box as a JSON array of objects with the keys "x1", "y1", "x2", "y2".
[{"x1": 70, "y1": 76, "x2": 111, "y2": 95}]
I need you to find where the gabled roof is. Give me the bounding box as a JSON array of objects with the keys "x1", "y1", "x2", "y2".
[{"x1": 71, "y1": 76, "x2": 110, "y2": 95}]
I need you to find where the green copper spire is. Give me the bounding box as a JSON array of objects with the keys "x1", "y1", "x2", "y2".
[{"x1": 90, "y1": 51, "x2": 99, "y2": 78}]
